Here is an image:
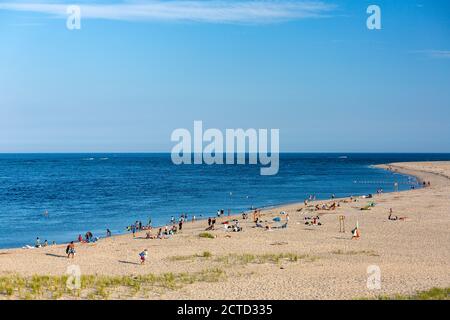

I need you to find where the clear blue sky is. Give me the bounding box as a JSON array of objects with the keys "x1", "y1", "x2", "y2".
[{"x1": 1, "y1": 0, "x2": 449, "y2": 153}]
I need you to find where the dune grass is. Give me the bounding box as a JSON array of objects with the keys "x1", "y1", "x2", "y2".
[
  {"x1": 375, "y1": 287, "x2": 450, "y2": 300},
  {"x1": 215, "y1": 253, "x2": 315, "y2": 265},
  {"x1": 168, "y1": 252, "x2": 317, "y2": 265},
  {"x1": 198, "y1": 232, "x2": 215, "y2": 239},
  {"x1": 168, "y1": 251, "x2": 213, "y2": 261},
  {"x1": 331, "y1": 249, "x2": 379, "y2": 257},
  {"x1": 0, "y1": 268, "x2": 225, "y2": 300}
]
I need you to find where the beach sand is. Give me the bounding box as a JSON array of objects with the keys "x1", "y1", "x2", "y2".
[{"x1": 0, "y1": 161, "x2": 449, "y2": 299}]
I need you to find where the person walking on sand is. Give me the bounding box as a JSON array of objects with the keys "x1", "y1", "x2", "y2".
[
  {"x1": 179, "y1": 219, "x2": 183, "y2": 231},
  {"x1": 66, "y1": 241, "x2": 76, "y2": 259},
  {"x1": 131, "y1": 224, "x2": 136, "y2": 238},
  {"x1": 139, "y1": 249, "x2": 148, "y2": 265}
]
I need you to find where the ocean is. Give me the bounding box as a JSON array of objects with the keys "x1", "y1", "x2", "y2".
[{"x1": 1, "y1": 153, "x2": 449, "y2": 249}]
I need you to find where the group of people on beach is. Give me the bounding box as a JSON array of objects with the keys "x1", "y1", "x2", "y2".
[
  {"x1": 34, "y1": 237, "x2": 55, "y2": 248},
  {"x1": 77, "y1": 231, "x2": 99, "y2": 243},
  {"x1": 53, "y1": 183, "x2": 416, "y2": 262}
]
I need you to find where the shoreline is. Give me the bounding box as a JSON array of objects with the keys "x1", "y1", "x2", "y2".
[
  {"x1": 1, "y1": 161, "x2": 449, "y2": 300},
  {"x1": 0, "y1": 163, "x2": 423, "y2": 252}
]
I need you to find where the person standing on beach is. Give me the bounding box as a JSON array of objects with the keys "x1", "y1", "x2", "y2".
[
  {"x1": 139, "y1": 249, "x2": 148, "y2": 265},
  {"x1": 131, "y1": 224, "x2": 136, "y2": 237},
  {"x1": 179, "y1": 219, "x2": 183, "y2": 231},
  {"x1": 35, "y1": 237, "x2": 41, "y2": 248},
  {"x1": 66, "y1": 241, "x2": 76, "y2": 259}
]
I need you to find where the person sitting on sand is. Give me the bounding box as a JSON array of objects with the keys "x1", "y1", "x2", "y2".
[
  {"x1": 232, "y1": 221, "x2": 242, "y2": 232},
  {"x1": 66, "y1": 241, "x2": 76, "y2": 258},
  {"x1": 85, "y1": 231, "x2": 94, "y2": 243},
  {"x1": 388, "y1": 213, "x2": 398, "y2": 221},
  {"x1": 139, "y1": 249, "x2": 148, "y2": 265},
  {"x1": 255, "y1": 219, "x2": 264, "y2": 228},
  {"x1": 43, "y1": 240, "x2": 48, "y2": 247},
  {"x1": 351, "y1": 227, "x2": 360, "y2": 240}
]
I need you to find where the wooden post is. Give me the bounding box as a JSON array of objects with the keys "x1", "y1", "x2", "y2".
[{"x1": 339, "y1": 215, "x2": 345, "y2": 233}]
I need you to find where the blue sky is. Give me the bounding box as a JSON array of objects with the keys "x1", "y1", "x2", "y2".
[{"x1": 0, "y1": 0, "x2": 449, "y2": 153}]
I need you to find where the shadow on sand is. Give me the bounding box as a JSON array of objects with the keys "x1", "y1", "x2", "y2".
[
  {"x1": 45, "y1": 253, "x2": 67, "y2": 258},
  {"x1": 118, "y1": 260, "x2": 141, "y2": 266}
]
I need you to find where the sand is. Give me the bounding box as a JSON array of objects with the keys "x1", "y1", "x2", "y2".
[{"x1": 0, "y1": 161, "x2": 449, "y2": 300}]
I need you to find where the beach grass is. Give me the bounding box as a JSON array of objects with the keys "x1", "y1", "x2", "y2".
[
  {"x1": 0, "y1": 268, "x2": 225, "y2": 300},
  {"x1": 370, "y1": 287, "x2": 450, "y2": 300},
  {"x1": 198, "y1": 232, "x2": 215, "y2": 239},
  {"x1": 216, "y1": 253, "x2": 314, "y2": 265},
  {"x1": 167, "y1": 252, "x2": 316, "y2": 265},
  {"x1": 168, "y1": 251, "x2": 213, "y2": 262},
  {"x1": 331, "y1": 249, "x2": 379, "y2": 257}
]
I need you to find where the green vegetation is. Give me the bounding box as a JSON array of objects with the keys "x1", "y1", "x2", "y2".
[
  {"x1": 375, "y1": 287, "x2": 450, "y2": 300},
  {"x1": 215, "y1": 253, "x2": 315, "y2": 265},
  {"x1": 0, "y1": 268, "x2": 225, "y2": 300},
  {"x1": 168, "y1": 251, "x2": 213, "y2": 262},
  {"x1": 168, "y1": 252, "x2": 317, "y2": 265},
  {"x1": 198, "y1": 232, "x2": 215, "y2": 239},
  {"x1": 331, "y1": 249, "x2": 379, "y2": 257}
]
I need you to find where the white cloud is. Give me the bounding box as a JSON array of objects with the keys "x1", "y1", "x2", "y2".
[
  {"x1": 413, "y1": 50, "x2": 450, "y2": 59},
  {"x1": 427, "y1": 50, "x2": 450, "y2": 59},
  {"x1": 0, "y1": 1, "x2": 336, "y2": 24}
]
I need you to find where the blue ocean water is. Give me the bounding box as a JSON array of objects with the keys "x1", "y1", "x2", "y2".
[{"x1": 1, "y1": 153, "x2": 449, "y2": 249}]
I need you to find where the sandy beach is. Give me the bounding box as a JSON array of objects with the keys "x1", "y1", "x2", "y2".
[{"x1": 0, "y1": 161, "x2": 449, "y2": 300}]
